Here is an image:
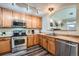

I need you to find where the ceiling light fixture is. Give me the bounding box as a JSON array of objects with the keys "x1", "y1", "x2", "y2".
[
  {"x1": 12, "y1": 3, "x2": 15, "y2": 6},
  {"x1": 48, "y1": 7, "x2": 54, "y2": 12},
  {"x1": 48, "y1": 7, "x2": 54, "y2": 16}
]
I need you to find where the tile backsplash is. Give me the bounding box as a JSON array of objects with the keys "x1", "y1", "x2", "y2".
[
  {"x1": 0, "y1": 28, "x2": 12, "y2": 37},
  {"x1": 0, "y1": 28, "x2": 40, "y2": 37}
]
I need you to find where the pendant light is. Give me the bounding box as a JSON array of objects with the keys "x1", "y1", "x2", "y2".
[{"x1": 48, "y1": 7, "x2": 54, "y2": 16}]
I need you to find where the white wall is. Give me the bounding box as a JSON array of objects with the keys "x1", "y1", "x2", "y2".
[
  {"x1": 51, "y1": 7, "x2": 76, "y2": 20},
  {"x1": 77, "y1": 4, "x2": 79, "y2": 31},
  {"x1": 41, "y1": 16, "x2": 48, "y2": 32},
  {"x1": 41, "y1": 5, "x2": 79, "y2": 35},
  {"x1": 41, "y1": 6, "x2": 77, "y2": 31}
]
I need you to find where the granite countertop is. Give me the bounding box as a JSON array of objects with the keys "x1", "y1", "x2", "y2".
[
  {"x1": 0, "y1": 33, "x2": 79, "y2": 43},
  {"x1": 39, "y1": 33, "x2": 79, "y2": 43},
  {"x1": 0, "y1": 36, "x2": 12, "y2": 38}
]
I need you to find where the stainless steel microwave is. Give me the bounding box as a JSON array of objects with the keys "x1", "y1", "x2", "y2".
[{"x1": 12, "y1": 20, "x2": 26, "y2": 27}]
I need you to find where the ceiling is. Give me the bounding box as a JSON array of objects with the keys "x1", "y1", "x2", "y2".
[
  {"x1": 51, "y1": 7, "x2": 76, "y2": 20},
  {"x1": 0, "y1": 3, "x2": 77, "y2": 17}
]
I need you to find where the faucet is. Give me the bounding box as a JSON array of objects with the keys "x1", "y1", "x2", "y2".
[
  {"x1": 52, "y1": 29, "x2": 56, "y2": 36},
  {"x1": 48, "y1": 28, "x2": 56, "y2": 36}
]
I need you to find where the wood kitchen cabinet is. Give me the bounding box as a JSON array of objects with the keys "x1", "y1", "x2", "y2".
[
  {"x1": 27, "y1": 35, "x2": 39, "y2": 47},
  {"x1": 20, "y1": 13, "x2": 25, "y2": 20},
  {"x1": 0, "y1": 8, "x2": 3, "y2": 27},
  {"x1": 0, "y1": 7, "x2": 42, "y2": 28},
  {"x1": 36, "y1": 17, "x2": 42, "y2": 29},
  {"x1": 33, "y1": 35, "x2": 39, "y2": 45},
  {"x1": 31, "y1": 16, "x2": 42, "y2": 29},
  {"x1": 25, "y1": 15, "x2": 32, "y2": 28},
  {"x1": 0, "y1": 38, "x2": 11, "y2": 55},
  {"x1": 31, "y1": 16, "x2": 37, "y2": 28},
  {"x1": 27, "y1": 35, "x2": 34, "y2": 47},
  {"x1": 12, "y1": 11, "x2": 21, "y2": 20},
  {"x1": 39, "y1": 35, "x2": 48, "y2": 50},
  {"x1": 39, "y1": 35, "x2": 56, "y2": 55},
  {"x1": 25, "y1": 15, "x2": 42, "y2": 29},
  {"x1": 2, "y1": 8, "x2": 12, "y2": 27},
  {"x1": 39, "y1": 35, "x2": 43, "y2": 46},
  {"x1": 20, "y1": 13, "x2": 26, "y2": 22},
  {"x1": 47, "y1": 37, "x2": 56, "y2": 55},
  {"x1": 42, "y1": 35, "x2": 48, "y2": 50}
]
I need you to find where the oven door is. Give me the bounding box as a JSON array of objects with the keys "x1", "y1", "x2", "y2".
[{"x1": 12, "y1": 38, "x2": 26, "y2": 48}]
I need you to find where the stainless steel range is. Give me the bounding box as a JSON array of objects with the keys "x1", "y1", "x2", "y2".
[{"x1": 12, "y1": 29, "x2": 27, "y2": 53}]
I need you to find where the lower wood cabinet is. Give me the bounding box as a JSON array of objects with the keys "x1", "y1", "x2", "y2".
[
  {"x1": 27, "y1": 34, "x2": 56, "y2": 55},
  {"x1": 47, "y1": 37, "x2": 56, "y2": 55},
  {"x1": 0, "y1": 38, "x2": 11, "y2": 55},
  {"x1": 33, "y1": 35, "x2": 39, "y2": 45},
  {"x1": 42, "y1": 36, "x2": 48, "y2": 50},
  {"x1": 27, "y1": 35, "x2": 39, "y2": 47},
  {"x1": 39, "y1": 35, "x2": 43, "y2": 46},
  {"x1": 27, "y1": 35, "x2": 34, "y2": 47},
  {"x1": 39, "y1": 35, "x2": 56, "y2": 55}
]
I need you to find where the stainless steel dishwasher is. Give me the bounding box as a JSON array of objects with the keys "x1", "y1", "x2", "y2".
[{"x1": 56, "y1": 39, "x2": 78, "y2": 56}]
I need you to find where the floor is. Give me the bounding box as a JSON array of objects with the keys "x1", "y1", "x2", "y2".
[{"x1": 3, "y1": 45, "x2": 52, "y2": 56}]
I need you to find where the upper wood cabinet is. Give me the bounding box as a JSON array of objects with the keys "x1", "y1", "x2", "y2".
[
  {"x1": 20, "y1": 13, "x2": 26, "y2": 21},
  {"x1": 2, "y1": 8, "x2": 12, "y2": 27},
  {"x1": 36, "y1": 17, "x2": 42, "y2": 29},
  {"x1": 31, "y1": 16, "x2": 42, "y2": 29},
  {"x1": 0, "y1": 7, "x2": 42, "y2": 28},
  {"x1": 0, "y1": 8, "x2": 3, "y2": 27},
  {"x1": 26, "y1": 15, "x2": 42, "y2": 29},
  {"x1": 31, "y1": 16, "x2": 37, "y2": 28},
  {"x1": 25, "y1": 15, "x2": 32, "y2": 28},
  {"x1": 12, "y1": 11, "x2": 20, "y2": 20}
]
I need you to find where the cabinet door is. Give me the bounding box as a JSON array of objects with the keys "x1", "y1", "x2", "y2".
[
  {"x1": 31, "y1": 16, "x2": 37, "y2": 28},
  {"x1": 20, "y1": 13, "x2": 26, "y2": 22},
  {"x1": 36, "y1": 17, "x2": 42, "y2": 29},
  {"x1": 48, "y1": 38, "x2": 55, "y2": 55},
  {"x1": 33, "y1": 35, "x2": 39, "y2": 45},
  {"x1": 42, "y1": 36, "x2": 48, "y2": 50},
  {"x1": 25, "y1": 15, "x2": 32, "y2": 28},
  {"x1": 27, "y1": 35, "x2": 34, "y2": 47},
  {"x1": 3, "y1": 8, "x2": 12, "y2": 27},
  {"x1": 0, "y1": 8, "x2": 2, "y2": 27},
  {"x1": 0, "y1": 38, "x2": 11, "y2": 54},
  {"x1": 39, "y1": 35, "x2": 43, "y2": 46},
  {"x1": 12, "y1": 11, "x2": 20, "y2": 20}
]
